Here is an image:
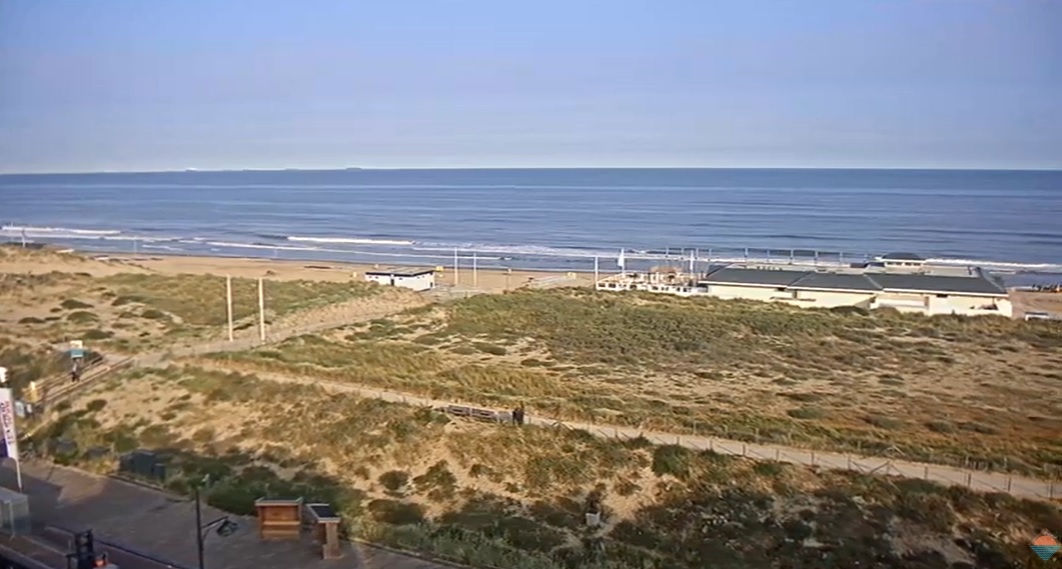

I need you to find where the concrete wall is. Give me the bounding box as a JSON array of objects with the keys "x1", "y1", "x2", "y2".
[
  {"x1": 706, "y1": 284, "x2": 783, "y2": 301},
  {"x1": 366, "y1": 272, "x2": 435, "y2": 292},
  {"x1": 792, "y1": 289, "x2": 876, "y2": 308},
  {"x1": 927, "y1": 294, "x2": 1012, "y2": 317}
]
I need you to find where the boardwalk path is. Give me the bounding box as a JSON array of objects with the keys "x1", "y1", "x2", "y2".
[{"x1": 48, "y1": 297, "x2": 1060, "y2": 504}]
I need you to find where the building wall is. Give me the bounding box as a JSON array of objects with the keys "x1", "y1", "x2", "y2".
[
  {"x1": 706, "y1": 284, "x2": 784, "y2": 301},
  {"x1": 792, "y1": 289, "x2": 876, "y2": 308},
  {"x1": 366, "y1": 272, "x2": 435, "y2": 292},
  {"x1": 926, "y1": 294, "x2": 1012, "y2": 317}
]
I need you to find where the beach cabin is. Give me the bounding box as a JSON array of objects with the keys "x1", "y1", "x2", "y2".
[
  {"x1": 364, "y1": 266, "x2": 435, "y2": 292},
  {"x1": 876, "y1": 252, "x2": 928, "y2": 271}
]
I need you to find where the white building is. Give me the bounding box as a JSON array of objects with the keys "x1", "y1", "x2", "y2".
[
  {"x1": 364, "y1": 267, "x2": 436, "y2": 292},
  {"x1": 595, "y1": 254, "x2": 1013, "y2": 318}
]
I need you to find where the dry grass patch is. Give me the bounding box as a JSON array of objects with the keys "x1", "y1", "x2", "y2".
[
  {"x1": 212, "y1": 288, "x2": 1062, "y2": 475},
  {"x1": 27, "y1": 365, "x2": 1062, "y2": 569}
]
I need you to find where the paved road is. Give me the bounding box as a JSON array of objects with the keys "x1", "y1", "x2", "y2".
[
  {"x1": 222, "y1": 367, "x2": 1061, "y2": 502},
  {"x1": 0, "y1": 461, "x2": 455, "y2": 569}
]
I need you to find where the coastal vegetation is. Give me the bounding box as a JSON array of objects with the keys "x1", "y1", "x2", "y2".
[
  {"x1": 31, "y1": 365, "x2": 1061, "y2": 569},
  {"x1": 203, "y1": 288, "x2": 1062, "y2": 476},
  {"x1": 0, "y1": 260, "x2": 383, "y2": 351}
]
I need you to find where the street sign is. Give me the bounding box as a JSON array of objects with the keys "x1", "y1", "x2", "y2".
[{"x1": 69, "y1": 340, "x2": 85, "y2": 360}]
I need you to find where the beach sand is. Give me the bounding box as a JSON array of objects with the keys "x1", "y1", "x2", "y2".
[{"x1": 0, "y1": 246, "x2": 597, "y2": 292}]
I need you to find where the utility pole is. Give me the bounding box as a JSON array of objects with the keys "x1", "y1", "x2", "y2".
[
  {"x1": 453, "y1": 248, "x2": 459, "y2": 287},
  {"x1": 226, "y1": 276, "x2": 234, "y2": 342},
  {"x1": 257, "y1": 278, "x2": 265, "y2": 342},
  {"x1": 472, "y1": 252, "x2": 478, "y2": 288}
]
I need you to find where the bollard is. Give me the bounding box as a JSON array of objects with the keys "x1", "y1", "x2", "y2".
[
  {"x1": 965, "y1": 472, "x2": 972, "y2": 488},
  {"x1": 923, "y1": 466, "x2": 929, "y2": 480},
  {"x1": 742, "y1": 443, "x2": 747, "y2": 457},
  {"x1": 709, "y1": 438, "x2": 714, "y2": 452},
  {"x1": 810, "y1": 451, "x2": 815, "y2": 467},
  {"x1": 1006, "y1": 476, "x2": 1012, "y2": 493}
]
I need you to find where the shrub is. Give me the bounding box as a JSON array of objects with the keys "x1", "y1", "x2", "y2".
[
  {"x1": 60, "y1": 299, "x2": 94, "y2": 310},
  {"x1": 379, "y1": 470, "x2": 410, "y2": 493},
  {"x1": 367, "y1": 499, "x2": 425, "y2": 525},
  {"x1": 85, "y1": 399, "x2": 107, "y2": 413},
  {"x1": 66, "y1": 311, "x2": 99, "y2": 324},
  {"x1": 786, "y1": 406, "x2": 824, "y2": 420},
  {"x1": 651, "y1": 445, "x2": 692, "y2": 479},
  {"x1": 473, "y1": 342, "x2": 508, "y2": 356}
]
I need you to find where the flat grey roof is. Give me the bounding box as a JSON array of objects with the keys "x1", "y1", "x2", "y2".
[
  {"x1": 867, "y1": 273, "x2": 1006, "y2": 296},
  {"x1": 790, "y1": 272, "x2": 882, "y2": 292},
  {"x1": 365, "y1": 266, "x2": 434, "y2": 277},
  {"x1": 880, "y1": 252, "x2": 926, "y2": 261},
  {"x1": 702, "y1": 267, "x2": 809, "y2": 287}
]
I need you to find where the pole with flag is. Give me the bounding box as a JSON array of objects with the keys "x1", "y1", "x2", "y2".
[{"x1": 0, "y1": 367, "x2": 23, "y2": 493}]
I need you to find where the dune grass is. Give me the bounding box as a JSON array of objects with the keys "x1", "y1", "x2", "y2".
[
  {"x1": 100, "y1": 273, "x2": 380, "y2": 328},
  {"x1": 209, "y1": 288, "x2": 1062, "y2": 475},
  {"x1": 32, "y1": 365, "x2": 1062, "y2": 569}
]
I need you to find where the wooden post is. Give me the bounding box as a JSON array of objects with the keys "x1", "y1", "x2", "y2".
[
  {"x1": 258, "y1": 278, "x2": 266, "y2": 342},
  {"x1": 226, "y1": 276, "x2": 234, "y2": 342}
]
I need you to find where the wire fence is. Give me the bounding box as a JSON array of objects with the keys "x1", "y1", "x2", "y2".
[{"x1": 542, "y1": 421, "x2": 1059, "y2": 502}]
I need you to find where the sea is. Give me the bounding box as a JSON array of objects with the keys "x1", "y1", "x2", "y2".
[{"x1": 1, "y1": 168, "x2": 1060, "y2": 286}]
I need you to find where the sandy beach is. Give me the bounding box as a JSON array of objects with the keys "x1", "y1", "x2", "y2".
[{"x1": 0, "y1": 246, "x2": 597, "y2": 292}]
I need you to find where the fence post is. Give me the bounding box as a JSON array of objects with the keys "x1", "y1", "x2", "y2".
[
  {"x1": 923, "y1": 466, "x2": 929, "y2": 480},
  {"x1": 1050, "y1": 481, "x2": 1055, "y2": 500},
  {"x1": 810, "y1": 451, "x2": 815, "y2": 466},
  {"x1": 742, "y1": 443, "x2": 747, "y2": 457},
  {"x1": 846, "y1": 455, "x2": 851, "y2": 470},
  {"x1": 965, "y1": 473, "x2": 972, "y2": 488},
  {"x1": 1006, "y1": 476, "x2": 1012, "y2": 493},
  {"x1": 709, "y1": 438, "x2": 714, "y2": 452},
  {"x1": 775, "y1": 448, "x2": 780, "y2": 461},
  {"x1": 676, "y1": 435, "x2": 680, "y2": 445}
]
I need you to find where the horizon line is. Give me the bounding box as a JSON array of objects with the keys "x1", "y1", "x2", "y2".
[{"x1": 2, "y1": 165, "x2": 1061, "y2": 176}]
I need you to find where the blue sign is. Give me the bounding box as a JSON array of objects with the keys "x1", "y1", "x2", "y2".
[{"x1": 70, "y1": 349, "x2": 85, "y2": 359}]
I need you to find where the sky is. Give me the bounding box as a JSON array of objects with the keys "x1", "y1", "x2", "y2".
[{"x1": 0, "y1": 0, "x2": 1059, "y2": 173}]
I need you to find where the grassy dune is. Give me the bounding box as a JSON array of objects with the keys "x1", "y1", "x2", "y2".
[
  {"x1": 207, "y1": 289, "x2": 1062, "y2": 475},
  {"x1": 33, "y1": 366, "x2": 1062, "y2": 569},
  {"x1": 1, "y1": 270, "x2": 381, "y2": 351}
]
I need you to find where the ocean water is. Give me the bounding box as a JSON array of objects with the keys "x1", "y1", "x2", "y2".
[{"x1": 1, "y1": 168, "x2": 1060, "y2": 285}]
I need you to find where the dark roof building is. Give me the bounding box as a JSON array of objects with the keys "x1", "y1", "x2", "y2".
[
  {"x1": 789, "y1": 272, "x2": 881, "y2": 292},
  {"x1": 698, "y1": 266, "x2": 1007, "y2": 297},
  {"x1": 880, "y1": 252, "x2": 926, "y2": 261},
  {"x1": 866, "y1": 273, "x2": 1006, "y2": 296},
  {"x1": 364, "y1": 266, "x2": 434, "y2": 277},
  {"x1": 701, "y1": 268, "x2": 809, "y2": 287}
]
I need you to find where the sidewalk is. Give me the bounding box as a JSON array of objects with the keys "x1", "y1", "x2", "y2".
[{"x1": 0, "y1": 460, "x2": 453, "y2": 569}]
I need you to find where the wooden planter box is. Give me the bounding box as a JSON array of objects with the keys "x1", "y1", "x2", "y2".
[
  {"x1": 254, "y1": 498, "x2": 303, "y2": 540},
  {"x1": 306, "y1": 503, "x2": 342, "y2": 559}
]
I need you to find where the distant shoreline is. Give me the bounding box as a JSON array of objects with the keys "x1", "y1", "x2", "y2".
[{"x1": 3, "y1": 166, "x2": 1062, "y2": 177}]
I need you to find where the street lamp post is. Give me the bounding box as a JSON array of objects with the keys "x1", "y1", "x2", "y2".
[{"x1": 194, "y1": 475, "x2": 238, "y2": 569}]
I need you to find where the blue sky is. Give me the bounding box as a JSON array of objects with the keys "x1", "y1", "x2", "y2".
[{"x1": 0, "y1": 0, "x2": 1059, "y2": 172}]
